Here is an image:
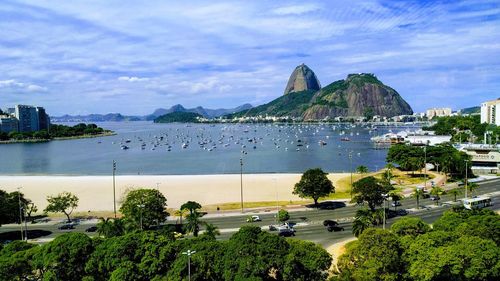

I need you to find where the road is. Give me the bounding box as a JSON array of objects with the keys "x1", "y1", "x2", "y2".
[{"x1": 1, "y1": 179, "x2": 499, "y2": 247}]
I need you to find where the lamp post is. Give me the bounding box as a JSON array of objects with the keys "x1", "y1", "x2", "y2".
[
  {"x1": 240, "y1": 158, "x2": 244, "y2": 213},
  {"x1": 182, "y1": 249, "x2": 196, "y2": 281},
  {"x1": 465, "y1": 160, "x2": 469, "y2": 199},
  {"x1": 113, "y1": 160, "x2": 117, "y2": 218},
  {"x1": 424, "y1": 146, "x2": 427, "y2": 190},
  {"x1": 17, "y1": 187, "x2": 23, "y2": 241},
  {"x1": 382, "y1": 193, "x2": 388, "y2": 230},
  {"x1": 273, "y1": 177, "x2": 278, "y2": 223},
  {"x1": 156, "y1": 182, "x2": 161, "y2": 227},
  {"x1": 349, "y1": 151, "x2": 353, "y2": 200},
  {"x1": 137, "y1": 204, "x2": 145, "y2": 230}
]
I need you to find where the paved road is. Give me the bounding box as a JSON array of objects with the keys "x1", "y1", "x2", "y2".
[{"x1": 1, "y1": 179, "x2": 499, "y2": 247}]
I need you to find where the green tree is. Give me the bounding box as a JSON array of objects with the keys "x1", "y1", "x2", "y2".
[
  {"x1": 391, "y1": 217, "x2": 431, "y2": 237},
  {"x1": 277, "y1": 209, "x2": 290, "y2": 222},
  {"x1": 44, "y1": 191, "x2": 79, "y2": 222},
  {"x1": 412, "y1": 187, "x2": 424, "y2": 209},
  {"x1": 352, "y1": 210, "x2": 373, "y2": 237},
  {"x1": 202, "y1": 223, "x2": 220, "y2": 239},
  {"x1": 283, "y1": 240, "x2": 332, "y2": 281},
  {"x1": 24, "y1": 199, "x2": 37, "y2": 222},
  {"x1": 180, "y1": 200, "x2": 202, "y2": 215},
  {"x1": 293, "y1": 168, "x2": 335, "y2": 206},
  {"x1": 430, "y1": 186, "x2": 444, "y2": 205},
  {"x1": 389, "y1": 191, "x2": 402, "y2": 211},
  {"x1": 174, "y1": 208, "x2": 186, "y2": 225},
  {"x1": 467, "y1": 182, "x2": 479, "y2": 197},
  {"x1": 97, "y1": 217, "x2": 125, "y2": 238},
  {"x1": 0, "y1": 241, "x2": 38, "y2": 280},
  {"x1": 352, "y1": 176, "x2": 392, "y2": 211},
  {"x1": 356, "y1": 165, "x2": 369, "y2": 174},
  {"x1": 185, "y1": 211, "x2": 203, "y2": 237},
  {"x1": 0, "y1": 190, "x2": 30, "y2": 226},
  {"x1": 448, "y1": 188, "x2": 461, "y2": 202},
  {"x1": 34, "y1": 233, "x2": 94, "y2": 280},
  {"x1": 119, "y1": 188, "x2": 168, "y2": 230}
]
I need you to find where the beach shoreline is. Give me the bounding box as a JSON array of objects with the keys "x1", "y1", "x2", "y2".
[{"x1": 0, "y1": 173, "x2": 350, "y2": 212}]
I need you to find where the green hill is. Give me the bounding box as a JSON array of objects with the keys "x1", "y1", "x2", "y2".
[{"x1": 154, "y1": 112, "x2": 202, "y2": 123}]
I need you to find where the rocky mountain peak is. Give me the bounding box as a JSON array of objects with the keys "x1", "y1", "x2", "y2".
[{"x1": 283, "y1": 64, "x2": 321, "y2": 95}]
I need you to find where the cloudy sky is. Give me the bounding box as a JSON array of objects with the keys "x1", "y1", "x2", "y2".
[{"x1": 0, "y1": 0, "x2": 499, "y2": 115}]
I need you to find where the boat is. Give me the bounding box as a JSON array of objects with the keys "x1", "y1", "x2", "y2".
[{"x1": 341, "y1": 137, "x2": 350, "y2": 141}]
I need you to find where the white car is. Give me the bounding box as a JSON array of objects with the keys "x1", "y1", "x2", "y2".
[{"x1": 246, "y1": 215, "x2": 261, "y2": 222}]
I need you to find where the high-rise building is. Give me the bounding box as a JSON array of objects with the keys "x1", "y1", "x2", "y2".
[
  {"x1": 0, "y1": 116, "x2": 19, "y2": 133},
  {"x1": 426, "y1": 108, "x2": 452, "y2": 119},
  {"x1": 15, "y1": 104, "x2": 39, "y2": 132},
  {"x1": 36, "y1": 107, "x2": 50, "y2": 131},
  {"x1": 481, "y1": 99, "x2": 500, "y2": 126}
]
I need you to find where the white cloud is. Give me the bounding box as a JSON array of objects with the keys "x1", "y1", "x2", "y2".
[
  {"x1": 272, "y1": 4, "x2": 321, "y2": 15},
  {"x1": 117, "y1": 76, "x2": 149, "y2": 82},
  {"x1": 0, "y1": 79, "x2": 47, "y2": 92}
]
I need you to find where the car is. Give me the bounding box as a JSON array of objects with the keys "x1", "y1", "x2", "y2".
[
  {"x1": 327, "y1": 225, "x2": 344, "y2": 232},
  {"x1": 323, "y1": 220, "x2": 339, "y2": 227},
  {"x1": 278, "y1": 228, "x2": 295, "y2": 237},
  {"x1": 85, "y1": 226, "x2": 98, "y2": 232},
  {"x1": 58, "y1": 224, "x2": 75, "y2": 230},
  {"x1": 246, "y1": 215, "x2": 261, "y2": 222},
  {"x1": 391, "y1": 201, "x2": 401, "y2": 207},
  {"x1": 430, "y1": 195, "x2": 440, "y2": 201},
  {"x1": 396, "y1": 209, "x2": 408, "y2": 216}
]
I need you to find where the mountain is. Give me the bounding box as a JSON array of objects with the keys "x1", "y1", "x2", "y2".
[
  {"x1": 51, "y1": 113, "x2": 140, "y2": 122},
  {"x1": 147, "y1": 103, "x2": 253, "y2": 119},
  {"x1": 229, "y1": 65, "x2": 413, "y2": 121},
  {"x1": 154, "y1": 112, "x2": 203, "y2": 123},
  {"x1": 284, "y1": 63, "x2": 321, "y2": 95},
  {"x1": 460, "y1": 106, "x2": 480, "y2": 115}
]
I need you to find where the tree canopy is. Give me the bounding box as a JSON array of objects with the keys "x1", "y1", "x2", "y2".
[
  {"x1": 352, "y1": 176, "x2": 392, "y2": 211},
  {"x1": 44, "y1": 191, "x2": 79, "y2": 222},
  {"x1": 293, "y1": 168, "x2": 334, "y2": 206},
  {"x1": 119, "y1": 188, "x2": 168, "y2": 230}
]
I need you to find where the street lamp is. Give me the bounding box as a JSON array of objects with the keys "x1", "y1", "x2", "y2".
[
  {"x1": 349, "y1": 151, "x2": 353, "y2": 200},
  {"x1": 382, "y1": 193, "x2": 388, "y2": 230},
  {"x1": 273, "y1": 177, "x2": 278, "y2": 223},
  {"x1": 424, "y1": 146, "x2": 427, "y2": 190},
  {"x1": 113, "y1": 160, "x2": 117, "y2": 218},
  {"x1": 182, "y1": 249, "x2": 196, "y2": 281},
  {"x1": 465, "y1": 160, "x2": 469, "y2": 199},
  {"x1": 240, "y1": 158, "x2": 244, "y2": 213},
  {"x1": 137, "y1": 204, "x2": 145, "y2": 230},
  {"x1": 17, "y1": 187, "x2": 23, "y2": 241}
]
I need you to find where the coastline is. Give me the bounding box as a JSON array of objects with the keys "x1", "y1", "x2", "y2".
[
  {"x1": 0, "y1": 131, "x2": 115, "y2": 144},
  {"x1": 0, "y1": 173, "x2": 349, "y2": 212}
]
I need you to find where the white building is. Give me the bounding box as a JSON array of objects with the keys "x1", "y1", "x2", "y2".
[
  {"x1": 481, "y1": 99, "x2": 500, "y2": 126},
  {"x1": 426, "y1": 108, "x2": 452, "y2": 119}
]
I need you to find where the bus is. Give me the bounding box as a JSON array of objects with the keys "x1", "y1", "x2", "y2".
[{"x1": 463, "y1": 197, "x2": 493, "y2": 210}]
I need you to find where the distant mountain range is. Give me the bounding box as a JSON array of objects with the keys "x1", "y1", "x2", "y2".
[{"x1": 51, "y1": 103, "x2": 253, "y2": 122}]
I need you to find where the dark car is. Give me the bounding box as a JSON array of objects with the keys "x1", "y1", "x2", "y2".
[
  {"x1": 278, "y1": 228, "x2": 295, "y2": 237},
  {"x1": 430, "y1": 195, "x2": 440, "y2": 201},
  {"x1": 85, "y1": 226, "x2": 98, "y2": 232},
  {"x1": 397, "y1": 209, "x2": 408, "y2": 216},
  {"x1": 391, "y1": 201, "x2": 401, "y2": 207},
  {"x1": 327, "y1": 225, "x2": 345, "y2": 232},
  {"x1": 58, "y1": 224, "x2": 75, "y2": 230},
  {"x1": 323, "y1": 220, "x2": 339, "y2": 227}
]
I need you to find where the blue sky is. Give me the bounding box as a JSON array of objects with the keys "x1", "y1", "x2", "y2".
[{"x1": 0, "y1": 0, "x2": 499, "y2": 115}]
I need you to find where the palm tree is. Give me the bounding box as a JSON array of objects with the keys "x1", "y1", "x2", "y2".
[
  {"x1": 203, "y1": 223, "x2": 220, "y2": 239},
  {"x1": 412, "y1": 188, "x2": 424, "y2": 209},
  {"x1": 185, "y1": 211, "x2": 203, "y2": 237},
  {"x1": 467, "y1": 182, "x2": 479, "y2": 197},
  {"x1": 174, "y1": 209, "x2": 186, "y2": 225},
  {"x1": 448, "y1": 188, "x2": 461, "y2": 202},
  {"x1": 356, "y1": 165, "x2": 369, "y2": 174},
  {"x1": 389, "y1": 191, "x2": 402, "y2": 211},
  {"x1": 430, "y1": 186, "x2": 444, "y2": 205},
  {"x1": 97, "y1": 217, "x2": 125, "y2": 238},
  {"x1": 352, "y1": 209, "x2": 373, "y2": 237},
  {"x1": 180, "y1": 201, "x2": 202, "y2": 215}
]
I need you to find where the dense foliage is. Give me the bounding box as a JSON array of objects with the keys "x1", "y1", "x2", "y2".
[
  {"x1": 0, "y1": 190, "x2": 31, "y2": 226},
  {"x1": 293, "y1": 168, "x2": 335, "y2": 206},
  {"x1": 0, "y1": 225, "x2": 332, "y2": 281},
  {"x1": 387, "y1": 143, "x2": 472, "y2": 180},
  {"x1": 352, "y1": 176, "x2": 393, "y2": 211},
  {"x1": 44, "y1": 191, "x2": 79, "y2": 222},
  {"x1": 334, "y1": 208, "x2": 500, "y2": 281},
  {"x1": 154, "y1": 112, "x2": 203, "y2": 123},
  {"x1": 120, "y1": 189, "x2": 169, "y2": 230},
  {"x1": 424, "y1": 115, "x2": 499, "y2": 143},
  {"x1": 1, "y1": 123, "x2": 109, "y2": 141}
]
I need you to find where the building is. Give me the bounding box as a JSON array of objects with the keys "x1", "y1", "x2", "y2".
[
  {"x1": 426, "y1": 108, "x2": 452, "y2": 119},
  {"x1": 460, "y1": 144, "x2": 500, "y2": 175},
  {"x1": 480, "y1": 99, "x2": 500, "y2": 126},
  {"x1": 14, "y1": 104, "x2": 50, "y2": 133},
  {"x1": 0, "y1": 116, "x2": 19, "y2": 133}
]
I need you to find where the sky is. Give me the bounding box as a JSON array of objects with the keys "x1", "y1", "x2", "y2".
[{"x1": 0, "y1": 0, "x2": 499, "y2": 116}]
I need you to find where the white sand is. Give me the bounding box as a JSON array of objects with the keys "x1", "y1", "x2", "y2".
[{"x1": 0, "y1": 173, "x2": 348, "y2": 212}]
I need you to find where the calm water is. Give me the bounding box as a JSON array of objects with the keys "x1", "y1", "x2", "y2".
[{"x1": 0, "y1": 122, "x2": 415, "y2": 175}]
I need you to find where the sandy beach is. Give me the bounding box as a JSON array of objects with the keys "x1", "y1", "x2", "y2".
[{"x1": 0, "y1": 173, "x2": 348, "y2": 212}]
